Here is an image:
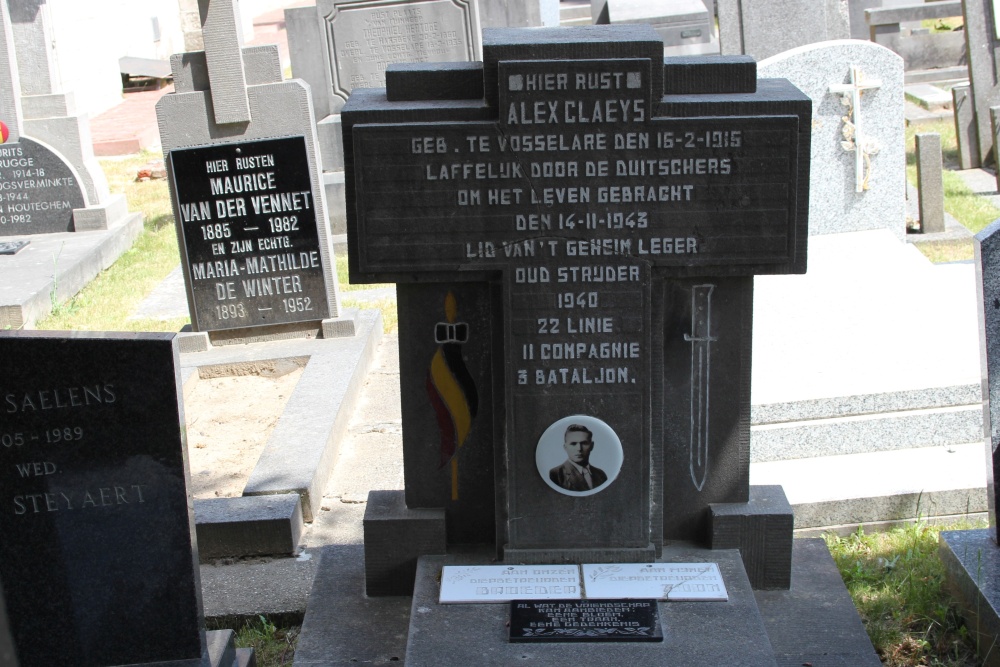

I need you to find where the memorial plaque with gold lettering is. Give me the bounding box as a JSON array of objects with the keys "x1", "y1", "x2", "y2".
[
  {"x1": 0, "y1": 331, "x2": 205, "y2": 666},
  {"x1": 169, "y1": 136, "x2": 331, "y2": 331}
]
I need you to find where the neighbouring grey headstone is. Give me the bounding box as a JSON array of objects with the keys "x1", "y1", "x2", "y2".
[
  {"x1": 343, "y1": 24, "x2": 811, "y2": 570},
  {"x1": 865, "y1": 1, "x2": 966, "y2": 72},
  {"x1": 0, "y1": 0, "x2": 137, "y2": 234},
  {"x1": 285, "y1": 0, "x2": 483, "y2": 233},
  {"x1": 0, "y1": 331, "x2": 221, "y2": 666},
  {"x1": 479, "y1": 0, "x2": 558, "y2": 29},
  {"x1": 596, "y1": 0, "x2": 713, "y2": 49},
  {"x1": 157, "y1": 0, "x2": 342, "y2": 339},
  {"x1": 964, "y1": 0, "x2": 1000, "y2": 165},
  {"x1": 976, "y1": 221, "x2": 1000, "y2": 537},
  {"x1": 718, "y1": 0, "x2": 849, "y2": 60},
  {"x1": 993, "y1": 106, "x2": 1000, "y2": 192},
  {"x1": 954, "y1": 84, "x2": 981, "y2": 170},
  {"x1": 758, "y1": 40, "x2": 905, "y2": 239},
  {"x1": 916, "y1": 132, "x2": 944, "y2": 234}
]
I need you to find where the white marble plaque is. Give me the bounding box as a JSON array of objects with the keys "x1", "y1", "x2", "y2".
[
  {"x1": 583, "y1": 563, "x2": 728, "y2": 601},
  {"x1": 439, "y1": 565, "x2": 582, "y2": 603}
]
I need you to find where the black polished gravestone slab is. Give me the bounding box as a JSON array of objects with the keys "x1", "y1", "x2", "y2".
[
  {"x1": 509, "y1": 600, "x2": 662, "y2": 642},
  {"x1": 169, "y1": 136, "x2": 332, "y2": 331},
  {"x1": 343, "y1": 25, "x2": 811, "y2": 564},
  {"x1": 0, "y1": 137, "x2": 87, "y2": 236},
  {"x1": 0, "y1": 331, "x2": 207, "y2": 667}
]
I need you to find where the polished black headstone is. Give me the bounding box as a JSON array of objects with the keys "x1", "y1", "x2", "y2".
[
  {"x1": 0, "y1": 137, "x2": 87, "y2": 236},
  {"x1": 169, "y1": 136, "x2": 331, "y2": 331},
  {"x1": 975, "y1": 220, "x2": 1000, "y2": 541},
  {"x1": 509, "y1": 600, "x2": 663, "y2": 642},
  {"x1": 343, "y1": 24, "x2": 810, "y2": 567},
  {"x1": 0, "y1": 331, "x2": 206, "y2": 666}
]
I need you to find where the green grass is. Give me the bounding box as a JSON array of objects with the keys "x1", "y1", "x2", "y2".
[
  {"x1": 234, "y1": 616, "x2": 298, "y2": 666},
  {"x1": 825, "y1": 520, "x2": 987, "y2": 667},
  {"x1": 905, "y1": 119, "x2": 1000, "y2": 262}
]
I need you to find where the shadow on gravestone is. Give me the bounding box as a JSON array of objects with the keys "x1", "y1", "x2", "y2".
[
  {"x1": 342, "y1": 23, "x2": 810, "y2": 571},
  {"x1": 0, "y1": 331, "x2": 249, "y2": 667}
]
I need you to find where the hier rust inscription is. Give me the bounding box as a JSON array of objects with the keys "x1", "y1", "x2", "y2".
[{"x1": 170, "y1": 136, "x2": 330, "y2": 331}]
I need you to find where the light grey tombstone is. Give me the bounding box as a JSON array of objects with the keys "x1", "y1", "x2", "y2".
[
  {"x1": 718, "y1": 0, "x2": 849, "y2": 60},
  {"x1": 964, "y1": 0, "x2": 1000, "y2": 165},
  {"x1": 758, "y1": 40, "x2": 905, "y2": 239},
  {"x1": 848, "y1": 0, "x2": 881, "y2": 40},
  {"x1": 915, "y1": 132, "x2": 944, "y2": 234},
  {"x1": 156, "y1": 0, "x2": 345, "y2": 341},
  {"x1": 975, "y1": 220, "x2": 1000, "y2": 536},
  {"x1": 953, "y1": 85, "x2": 980, "y2": 170},
  {"x1": 479, "y1": 0, "x2": 558, "y2": 28},
  {"x1": 0, "y1": 0, "x2": 136, "y2": 235},
  {"x1": 284, "y1": 0, "x2": 483, "y2": 233},
  {"x1": 596, "y1": 0, "x2": 713, "y2": 50}
]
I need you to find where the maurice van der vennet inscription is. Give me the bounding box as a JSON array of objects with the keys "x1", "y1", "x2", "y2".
[
  {"x1": 170, "y1": 136, "x2": 330, "y2": 331},
  {"x1": 509, "y1": 600, "x2": 662, "y2": 642},
  {"x1": 0, "y1": 332, "x2": 204, "y2": 666}
]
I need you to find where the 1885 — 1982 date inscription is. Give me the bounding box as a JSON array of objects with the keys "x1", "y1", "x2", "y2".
[{"x1": 170, "y1": 136, "x2": 330, "y2": 331}]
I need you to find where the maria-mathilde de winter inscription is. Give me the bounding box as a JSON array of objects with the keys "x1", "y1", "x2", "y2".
[
  {"x1": 0, "y1": 332, "x2": 204, "y2": 666},
  {"x1": 170, "y1": 136, "x2": 331, "y2": 331},
  {"x1": 346, "y1": 28, "x2": 806, "y2": 556}
]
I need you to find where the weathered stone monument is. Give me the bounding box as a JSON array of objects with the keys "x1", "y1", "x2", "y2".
[
  {"x1": 591, "y1": 0, "x2": 714, "y2": 53},
  {"x1": 0, "y1": 0, "x2": 143, "y2": 329},
  {"x1": 717, "y1": 0, "x2": 849, "y2": 61},
  {"x1": 293, "y1": 24, "x2": 881, "y2": 665},
  {"x1": 284, "y1": 0, "x2": 483, "y2": 234},
  {"x1": 939, "y1": 219, "x2": 1000, "y2": 667},
  {"x1": 2, "y1": 0, "x2": 135, "y2": 234},
  {"x1": 157, "y1": 0, "x2": 347, "y2": 345},
  {"x1": 757, "y1": 40, "x2": 905, "y2": 240},
  {"x1": 963, "y1": 0, "x2": 1000, "y2": 166},
  {"x1": 0, "y1": 330, "x2": 251, "y2": 666}
]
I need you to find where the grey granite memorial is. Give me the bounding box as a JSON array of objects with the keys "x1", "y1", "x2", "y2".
[
  {"x1": 953, "y1": 84, "x2": 980, "y2": 171},
  {"x1": 0, "y1": 330, "x2": 251, "y2": 666},
  {"x1": 0, "y1": 0, "x2": 142, "y2": 329},
  {"x1": 938, "y1": 219, "x2": 1000, "y2": 667},
  {"x1": 591, "y1": 0, "x2": 714, "y2": 55},
  {"x1": 717, "y1": 0, "x2": 849, "y2": 61},
  {"x1": 284, "y1": 0, "x2": 483, "y2": 233},
  {"x1": 157, "y1": 0, "x2": 348, "y2": 345},
  {"x1": 758, "y1": 40, "x2": 905, "y2": 239},
  {"x1": 293, "y1": 24, "x2": 881, "y2": 665},
  {"x1": 2, "y1": 0, "x2": 136, "y2": 234},
  {"x1": 916, "y1": 132, "x2": 944, "y2": 234},
  {"x1": 964, "y1": 0, "x2": 1000, "y2": 166},
  {"x1": 864, "y1": 1, "x2": 966, "y2": 74}
]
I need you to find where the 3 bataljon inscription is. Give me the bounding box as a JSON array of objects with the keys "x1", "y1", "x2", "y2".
[{"x1": 170, "y1": 136, "x2": 330, "y2": 331}]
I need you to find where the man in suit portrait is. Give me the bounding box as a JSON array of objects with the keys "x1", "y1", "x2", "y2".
[{"x1": 549, "y1": 423, "x2": 608, "y2": 491}]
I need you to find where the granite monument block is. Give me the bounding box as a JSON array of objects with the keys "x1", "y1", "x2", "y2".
[
  {"x1": 343, "y1": 23, "x2": 811, "y2": 572},
  {"x1": 953, "y1": 84, "x2": 981, "y2": 171},
  {"x1": 916, "y1": 132, "x2": 944, "y2": 234},
  {"x1": 0, "y1": 331, "x2": 207, "y2": 666},
  {"x1": 758, "y1": 40, "x2": 905, "y2": 239},
  {"x1": 964, "y1": 0, "x2": 1000, "y2": 165},
  {"x1": 865, "y1": 1, "x2": 966, "y2": 73},
  {"x1": 592, "y1": 0, "x2": 713, "y2": 52},
  {"x1": 975, "y1": 219, "x2": 1000, "y2": 536},
  {"x1": 158, "y1": 0, "x2": 343, "y2": 340},
  {"x1": 717, "y1": 0, "x2": 849, "y2": 61},
  {"x1": 284, "y1": 0, "x2": 483, "y2": 232}
]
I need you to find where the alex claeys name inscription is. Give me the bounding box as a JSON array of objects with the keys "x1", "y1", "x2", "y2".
[
  {"x1": 0, "y1": 333, "x2": 203, "y2": 666},
  {"x1": 170, "y1": 136, "x2": 330, "y2": 330}
]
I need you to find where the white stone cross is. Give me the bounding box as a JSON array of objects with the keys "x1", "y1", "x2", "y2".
[{"x1": 829, "y1": 65, "x2": 882, "y2": 193}]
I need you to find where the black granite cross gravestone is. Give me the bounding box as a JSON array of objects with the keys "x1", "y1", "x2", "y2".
[{"x1": 344, "y1": 26, "x2": 811, "y2": 562}]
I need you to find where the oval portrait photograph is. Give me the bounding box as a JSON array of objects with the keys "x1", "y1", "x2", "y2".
[{"x1": 535, "y1": 415, "x2": 624, "y2": 497}]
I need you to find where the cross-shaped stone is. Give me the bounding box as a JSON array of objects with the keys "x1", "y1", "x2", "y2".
[
  {"x1": 197, "y1": 0, "x2": 251, "y2": 125},
  {"x1": 0, "y1": 1, "x2": 23, "y2": 143},
  {"x1": 829, "y1": 65, "x2": 882, "y2": 193},
  {"x1": 343, "y1": 28, "x2": 810, "y2": 558}
]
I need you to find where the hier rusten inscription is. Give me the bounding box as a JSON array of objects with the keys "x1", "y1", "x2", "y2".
[
  {"x1": 170, "y1": 136, "x2": 330, "y2": 331},
  {"x1": 0, "y1": 331, "x2": 204, "y2": 666}
]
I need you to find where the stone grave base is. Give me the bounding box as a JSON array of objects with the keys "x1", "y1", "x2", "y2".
[
  {"x1": 294, "y1": 539, "x2": 880, "y2": 666},
  {"x1": 181, "y1": 308, "x2": 382, "y2": 560},
  {"x1": 205, "y1": 629, "x2": 254, "y2": 667},
  {"x1": 0, "y1": 215, "x2": 143, "y2": 329},
  {"x1": 939, "y1": 529, "x2": 1000, "y2": 667}
]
